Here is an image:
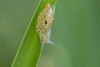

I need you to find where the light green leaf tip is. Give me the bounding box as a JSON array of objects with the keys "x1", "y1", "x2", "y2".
[{"x1": 11, "y1": 0, "x2": 57, "y2": 67}]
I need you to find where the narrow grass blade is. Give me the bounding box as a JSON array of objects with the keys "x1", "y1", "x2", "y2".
[{"x1": 11, "y1": 0, "x2": 57, "y2": 67}]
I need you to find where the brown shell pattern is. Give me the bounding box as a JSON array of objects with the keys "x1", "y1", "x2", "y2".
[{"x1": 36, "y1": 4, "x2": 54, "y2": 34}]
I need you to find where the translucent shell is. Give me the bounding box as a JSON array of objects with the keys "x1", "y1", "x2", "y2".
[{"x1": 36, "y1": 4, "x2": 54, "y2": 34}]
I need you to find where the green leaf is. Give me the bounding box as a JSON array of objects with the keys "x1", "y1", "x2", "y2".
[{"x1": 11, "y1": 0, "x2": 56, "y2": 67}]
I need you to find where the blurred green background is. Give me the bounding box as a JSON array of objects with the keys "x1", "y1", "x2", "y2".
[{"x1": 0, "y1": 0, "x2": 100, "y2": 67}]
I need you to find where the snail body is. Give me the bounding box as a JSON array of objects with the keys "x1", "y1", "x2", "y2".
[{"x1": 36, "y1": 4, "x2": 56, "y2": 49}]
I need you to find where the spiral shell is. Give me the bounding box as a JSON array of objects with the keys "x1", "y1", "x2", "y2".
[{"x1": 36, "y1": 4, "x2": 54, "y2": 34}]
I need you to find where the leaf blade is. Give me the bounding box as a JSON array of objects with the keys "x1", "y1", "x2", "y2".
[{"x1": 11, "y1": 0, "x2": 57, "y2": 67}]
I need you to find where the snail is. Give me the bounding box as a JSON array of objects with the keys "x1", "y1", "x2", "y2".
[{"x1": 36, "y1": 4, "x2": 56, "y2": 49}]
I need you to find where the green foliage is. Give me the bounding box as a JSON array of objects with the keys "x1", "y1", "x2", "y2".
[{"x1": 11, "y1": 0, "x2": 56, "y2": 67}]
